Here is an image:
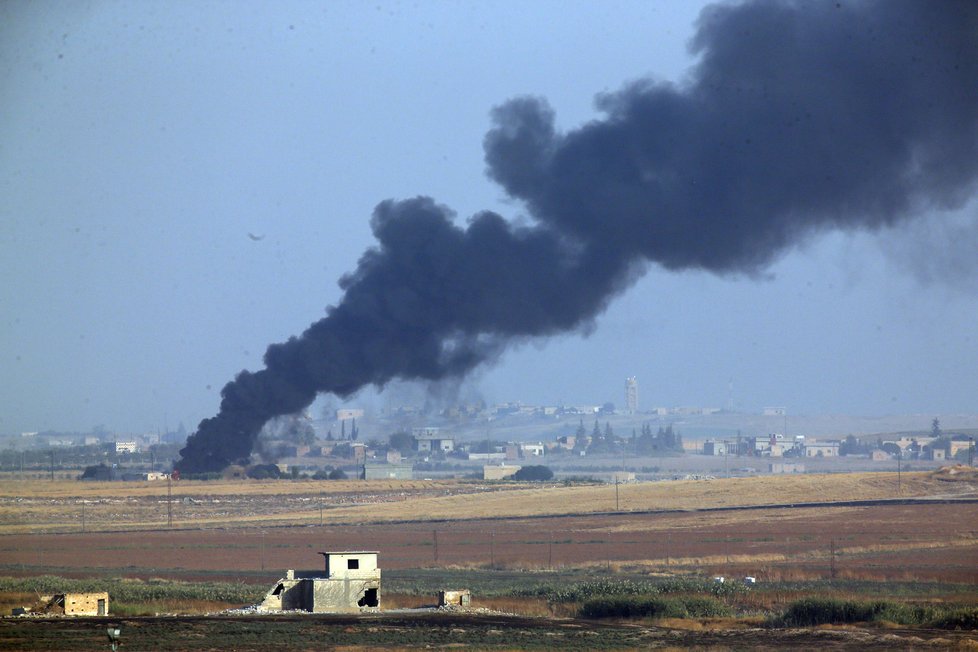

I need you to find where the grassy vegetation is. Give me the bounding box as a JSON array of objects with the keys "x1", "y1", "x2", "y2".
[
  {"x1": 580, "y1": 595, "x2": 731, "y2": 619},
  {"x1": 774, "y1": 596, "x2": 978, "y2": 629},
  {"x1": 1, "y1": 572, "x2": 975, "y2": 632}
]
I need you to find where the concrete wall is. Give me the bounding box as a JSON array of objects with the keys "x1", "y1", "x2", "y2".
[{"x1": 261, "y1": 575, "x2": 380, "y2": 613}]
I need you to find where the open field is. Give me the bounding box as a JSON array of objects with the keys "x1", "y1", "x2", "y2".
[
  {"x1": 2, "y1": 501, "x2": 976, "y2": 583},
  {"x1": 1, "y1": 471, "x2": 976, "y2": 584},
  {"x1": 1, "y1": 469, "x2": 974, "y2": 534},
  {"x1": 2, "y1": 470, "x2": 976, "y2": 648},
  {"x1": 3, "y1": 611, "x2": 977, "y2": 651}
]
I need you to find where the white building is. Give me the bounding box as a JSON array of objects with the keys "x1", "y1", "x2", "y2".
[
  {"x1": 115, "y1": 441, "x2": 138, "y2": 454},
  {"x1": 625, "y1": 377, "x2": 638, "y2": 414}
]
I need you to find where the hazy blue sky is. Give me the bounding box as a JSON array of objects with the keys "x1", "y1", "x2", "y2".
[{"x1": 3, "y1": 1, "x2": 977, "y2": 435}]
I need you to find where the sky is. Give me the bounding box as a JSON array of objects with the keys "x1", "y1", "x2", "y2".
[{"x1": 2, "y1": 1, "x2": 977, "y2": 436}]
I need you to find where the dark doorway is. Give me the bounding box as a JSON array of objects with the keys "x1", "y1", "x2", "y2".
[{"x1": 357, "y1": 588, "x2": 379, "y2": 608}]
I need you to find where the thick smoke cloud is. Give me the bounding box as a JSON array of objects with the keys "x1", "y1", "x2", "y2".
[{"x1": 177, "y1": 0, "x2": 978, "y2": 473}]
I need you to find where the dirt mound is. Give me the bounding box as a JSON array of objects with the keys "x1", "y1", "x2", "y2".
[{"x1": 930, "y1": 465, "x2": 978, "y2": 482}]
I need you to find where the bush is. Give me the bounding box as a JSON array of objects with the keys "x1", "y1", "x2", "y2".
[
  {"x1": 327, "y1": 468, "x2": 347, "y2": 480},
  {"x1": 929, "y1": 607, "x2": 978, "y2": 630},
  {"x1": 580, "y1": 595, "x2": 730, "y2": 620},
  {"x1": 778, "y1": 598, "x2": 937, "y2": 627},
  {"x1": 511, "y1": 465, "x2": 554, "y2": 481}
]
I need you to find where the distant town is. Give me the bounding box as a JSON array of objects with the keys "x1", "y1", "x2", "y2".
[{"x1": 3, "y1": 378, "x2": 975, "y2": 483}]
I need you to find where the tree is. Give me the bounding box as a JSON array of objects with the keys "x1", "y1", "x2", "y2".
[
  {"x1": 511, "y1": 465, "x2": 554, "y2": 481},
  {"x1": 388, "y1": 431, "x2": 415, "y2": 455},
  {"x1": 932, "y1": 418, "x2": 942, "y2": 439},
  {"x1": 328, "y1": 468, "x2": 347, "y2": 480},
  {"x1": 880, "y1": 442, "x2": 902, "y2": 457},
  {"x1": 350, "y1": 418, "x2": 359, "y2": 441}
]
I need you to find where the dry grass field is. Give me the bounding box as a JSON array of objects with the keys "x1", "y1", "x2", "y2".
[
  {"x1": 1, "y1": 469, "x2": 974, "y2": 535},
  {"x1": 1, "y1": 468, "x2": 975, "y2": 583}
]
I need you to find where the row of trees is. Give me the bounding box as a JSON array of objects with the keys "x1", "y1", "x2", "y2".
[{"x1": 572, "y1": 420, "x2": 684, "y2": 456}]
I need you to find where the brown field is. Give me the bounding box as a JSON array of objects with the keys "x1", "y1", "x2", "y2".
[
  {"x1": 1, "y1": 469, "x2": 976, "y2": 584},
  {"x1": 1, "y1": 469, "x2": 974, "y2": 535}
]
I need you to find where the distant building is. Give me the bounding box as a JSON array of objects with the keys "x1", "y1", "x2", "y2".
[
  {"x1": 763, "y1": 407, "x2": 787, "y2": 416},
  {"x1": 114, "y1": 441, "x2": 137, "y2": 454},
  {"x1": 804, "y1": 441, "x2": 840, "y2": 457},
  {"x1": 363, "y1": 463, "x2": 413, "y2": 480},
  {"x1": 704, "y1": 440, "x2": 728, "y2": 456},
  {"x1": 521, "y1": 442, "x2": 545, "y2": 457},
  {"x1": 414, "y1": 430, "x2": 454, "y2": 453},
  {"x1": 949, "y1": 440, "x2": 974, "y2": 458},
  {"x1": 769, "y1": 462, "x2": 805, "y2": 474},
  {"x1": 625, "y1": 377, "x2": 638, "y2": 414}
]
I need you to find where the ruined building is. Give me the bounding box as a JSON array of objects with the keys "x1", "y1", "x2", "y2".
[{"x1": 261, "y1": 552, "x2": 380, "y2": 613}]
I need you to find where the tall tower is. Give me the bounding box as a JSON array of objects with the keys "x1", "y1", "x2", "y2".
[{"x1": 625, "y1": 377, "x2": 638, "y2": 414}]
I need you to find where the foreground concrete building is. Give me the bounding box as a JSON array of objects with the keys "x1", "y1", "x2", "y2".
[{"x1": 261, "y1": 552, "x2": 381, "y2": 613}]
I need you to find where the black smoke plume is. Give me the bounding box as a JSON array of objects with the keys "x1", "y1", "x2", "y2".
[{"x1": 177, "y1": 0, "x2": 977, "y2": 473}]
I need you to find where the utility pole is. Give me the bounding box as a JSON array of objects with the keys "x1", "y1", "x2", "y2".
[
  {"x1": 167, "y1": 474, "x2": 173, "y2": 528},
  {"x1": 81, "y1": 501, "x2": 86, "y2": 533},
  {"x1": 969, "y1": 437, "x2": 975, "y2": 467},
  {"x1": 49, "y1": 451, "x2": 55, "y2": 481},
  {"x1": 489, "y1": 531, "x2": 495, "y2": 569},
  {"x1": 615, "y1": 478, "x2": 620, "y2": 511},
  {"x1": 433, "y1": 530, "x2": 438, "y2": 563},
  {"x1": 897, "y1": 450, "x2": 902, "y2": 494},
  {"x1": 548, "y1": 532, "x2": 553, "y2": 570},
  {"x1": 830, "y1": 538, "x2": 836, "y2": 579}
]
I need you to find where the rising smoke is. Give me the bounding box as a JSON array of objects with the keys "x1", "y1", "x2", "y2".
[{"x1": 176, "y1": 0, "x2": 978, "y2": 473}]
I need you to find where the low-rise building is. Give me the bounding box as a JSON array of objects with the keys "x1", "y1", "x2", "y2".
[
  {"x1": 363, "y1": 463, "x2": 413, "y2": 480},
  {"x1": 414, "y1": 430, "x2": 454, "y2": 453},
  {"x1": 39, "y1": 592, "x2": 109, "y2": 616},
  {"x1": 769, "y1": 462, "x2": 805, "y2": 474},
  {"x1": 804, "y1": 441, "x2": 840, "y2": 457},
  {"x1": 704, "y1": 440, "x2": 727, "y2": 456},
  {"x1": 261, "y1": 552, "x2": 381, "y2": 613}
]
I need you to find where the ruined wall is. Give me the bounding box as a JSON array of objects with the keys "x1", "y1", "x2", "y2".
[{"x1": 311, "y1": 578, "x2": 380, "y2": 613}]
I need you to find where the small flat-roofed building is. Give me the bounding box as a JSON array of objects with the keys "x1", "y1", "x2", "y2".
[
  {"x1": 40, "y1": 592, "x2": 109, "y2": 616},
  {"x1": 363, "y1": 462, "x2": 413, "y2": 480},
  {"x1": 804, "y1": 441, "x2": 840, "y2": 457},
  {"x1": 261, "y1": 552, "x2": 380, "y2": 613}
]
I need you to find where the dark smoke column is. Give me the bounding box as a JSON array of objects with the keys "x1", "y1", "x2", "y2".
[{"x1": 177, "y1": 0, "x2": 978, "y2": 474}]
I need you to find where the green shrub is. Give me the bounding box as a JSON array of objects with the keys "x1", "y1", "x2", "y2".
[
  {"x1": 580, "y1": 595, "x2": 731, "y2": 620},
  {"x1": 929, "y1": 607, "x2": 978, "y2": 630},
  {"x1": 780, "y1": 598, "x2": 873, "y2": 626},
  {"x1": 779, "y1": 598, "x2": 939, "y2": 627},
  {"x1": 681, "y1": 595, "x2": 733, "y2": 618},
  {"x1": 581, "y1": 596, "x2": 686, "y2": 619}
]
